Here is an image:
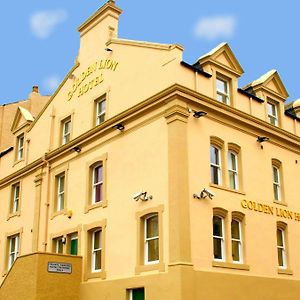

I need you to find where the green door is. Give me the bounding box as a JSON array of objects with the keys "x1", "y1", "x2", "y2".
[{"x1": 132, "y1": 288, "x2": 144, "y2": 300}]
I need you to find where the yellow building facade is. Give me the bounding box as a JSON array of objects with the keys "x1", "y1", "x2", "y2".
[{"x1": 1, "y1": 1, "x2": 300, "y2": 299}]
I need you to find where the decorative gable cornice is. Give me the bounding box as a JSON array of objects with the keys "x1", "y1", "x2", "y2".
[
  {"x1": 197, "y1": 42, "x2": 244, "y2": 77},
  {"x1": 11, "y1": 106, "x2": 34, "y2": 133}
]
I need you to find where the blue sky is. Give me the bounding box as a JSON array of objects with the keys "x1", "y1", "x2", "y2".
[{"x1": 1, "y1": 0, "x2": 299, "y2": 104}]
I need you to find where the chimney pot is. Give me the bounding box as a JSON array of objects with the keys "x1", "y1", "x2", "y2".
[{"x1": 32, "y1": 86, "x2": 39, "y2": 93}]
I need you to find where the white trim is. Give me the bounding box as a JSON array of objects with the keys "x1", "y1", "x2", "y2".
[
  {"x1": 62, "y1": 119, "x2": 71, "y2": 144},
  {"x1": 210, "y1": 145, "x2": 222, "y2": 185},
  {"x1": 92, "y1": 164, "x2": 103, "y2": 204},
  {"x1": 144, "y1": 214, "x2": 159, "y2": 264},
  {"x1": 213, "y1": 216, "x2": 225, "y2": 261},
  {"x1": 272, "y1": 165, "x2": 281, "y2": 201},
  {"x1": 216, "y1": 77, "x2": 230, "y2": 105},
  {"x1": 277, "y1": 228, "x2": 287, "y2": 269},
  {"x1": 92, "y1": 229, "x2": 102, "y2": 272},
  {"x1": 8, "y1": 235, "x2": 19, "y2": 269},
  {"x1": 231, "y1": 219, "x2": 243, "y2": 263},
  {"x1": 57, "y1": 174, "x2": 65, "y2": 211},
  {"x1": 17, "y1": 134, "x2": 24, "y2": 160},
  {"x1": 96, "y1": 98, "x2": 106, "y2": 125},
  {"x1": 228, "y1": 151, "x2": 239, "y2": 190}
]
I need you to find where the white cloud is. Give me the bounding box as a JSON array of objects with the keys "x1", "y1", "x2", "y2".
[
  {"x1": 30, "y1": 10, "x2": 67, "y2": 39},
  {"x1": 43, "y1": 75, "x2": 60, "y2": 92},
  {"x1": 194, "y1": 15, "x2": 236, "y2": 41}
]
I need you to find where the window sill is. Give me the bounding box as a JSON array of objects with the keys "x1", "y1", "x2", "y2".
[
  {"x1": 7, "y1": 211, "x2": 21, "y2": 221},
  {"x1": 135, "y1": 261, "x2": 165, "y2": 275},
  {"x1": 209, "y1": 183, "x2": 245, "y2": 195},
  {"x1": 84, "y1": 201, "x2": 107, "y2": 213},
  {"x1": 273, "y1": 200, "x2": 288, "y2": 207},
  {"x1": 278, "y1": 268, "x2": 293, "y2": 275},
  {"x1": 84, "y1": 269, "x2": 106, "y2": 281},
  {"x1": 212, "y1": 261, "x2": 250, "y2": 271}
]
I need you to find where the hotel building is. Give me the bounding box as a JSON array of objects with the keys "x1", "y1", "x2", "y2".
[{"x1": 1, "y1": 1, "x2": 300, "y2": 299}]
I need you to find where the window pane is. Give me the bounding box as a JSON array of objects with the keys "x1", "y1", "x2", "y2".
[
  {"x1": 273, "y1": 167, "x2": 279, "y2": 183},
  {"x1": 146, "y1": 216, "x2": 158, "y2": 238},
  {"x1": 277, "y1": 248, "x2": 284, "y2": 267},
  {"x1": 93, "y1": 231, "x2": 101, "y2": 249},
  {"x1": 94, "y1": 184, "x2": 102, "y2": 202},
  {"x1": 211, "y1": 166, "x2": 219, "y2": 184},
  {"x1": 217, "y1": 78, "x2": 226, "y2": 93},
  {"x1": 273, "y1": 184, "x2": 279, "y2": 200},
  {"x1": 229, "y1": 171, "x2": 236, "y2": 189},
  {"x1": 213, "y1": 216, "x2": 222, "y2": 237},
  {"x1": 213, "y1": 238, "x2": 222, "y2": 259},
  {"x1": 94, "y1": 165, "x2": 103, "y2": 184},
  {"x1": 94, "y1": 249, "x2": 102, "y2": 270},
  {"x1": 232, "y1": 240, "x2": 240, "y2": 262},
  {"x1": 231, "y1": 220, "x2": 240, "y2": 239},
  {"x1": 70, "y1": 238, "x2": 78, "y2": 255},
  {"x1": 277, "y1": 229, "x2": 283, "y2": 247},
  {"x1": 57, "y1": 239, "x2": 63, "y2": 253},
  {"x1": 132, "y1": 288, "x2": 145, "y2": 300},
  {"x1": 58, "y1": 176, "x2": 65, "y2": 192},
  {"x1": 210, "y1": 146, "x2": 219, "y2": 165},
  {"x1": 147, "y1": 239, "x2": 159, "y2": 262},
  {"x1": 10, "y1": 237, "x2": 16, "y2": 251}
]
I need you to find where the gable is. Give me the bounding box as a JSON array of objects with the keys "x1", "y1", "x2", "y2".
[
  {"x1": 11, "y1": 106, "x2": 34, "y2": 133},
  {"x1": 198, "y1": 42, "x2": 244, "y2": 76},
  {"x1": 244, "y1": 70, "x2": 289, "y2": 100}
]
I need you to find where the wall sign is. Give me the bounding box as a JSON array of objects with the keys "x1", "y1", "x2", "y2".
[
  {"x1": 67, "y1": 59, "x2": 119, "y2": 101},
  {"x1": 48, "y1": 262, "x2": 72, "y2": 274},
  {"x1": 241, "y1": 200, "x2": 300, "y2": 222}
]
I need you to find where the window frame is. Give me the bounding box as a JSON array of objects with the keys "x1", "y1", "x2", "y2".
[
  {"x1": 92, "y1": 163, "x2": 103, "y2": 204},
  {"x1": 95, "y1": 97, "x2": 106, "y2": 125},
  {"x1": 216, "y1": 77, "x2": 230, "y2": 105},
  {"x1": 135, "y1": 205, "x2": 165, "y2": 274},
  {"x1": 8, "y1": 234, "x2": 20, "y2": 270},
  {"x1": 91, "y1": 229, "x2": 102, "y2": 272},
  {"x1": 144, "y1": 214, "x2": 159, "y2": 265},
  {"x1": 267, "y1": 101, "x2": 278, "y2": 126},
  {"x1": 231, "y1": 219, "x2": 243, "y2": 263},
  {"x1": 85, "y1": 154, "x2": 108, "y2": 213},
  {"x1": 213, "y1": 215, "x2": 225, "y2": 261},
  {"x1": 210, "y1": 145, "x2": 222, "y2": 185},
  {"x1": 277, "y1": 228, "x2": 286, "y2": 269},
  {"x1": 61, "y1": 116, "x2": 72, "y2": 145},
  {"x1": 83, "y1": 220, "x2": 107, "y2": 280},
  {"x1": 272, "y1": 165, "x2": 281, "y2": 201},
  {"x1": 10, "y1": 182, "x2": 21, "y2": 215},
  {"x1": 16, "y1": 133, "x2": 25, "y2": 161},
  {"x1": 56, "y1": 173, "x2": 65, "y2": 211},
  {"x1": 228, "y1": 151, "x2": 239, "y2": 190}
]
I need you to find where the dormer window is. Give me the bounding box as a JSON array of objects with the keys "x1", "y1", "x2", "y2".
[
  {"x1": 267, "y1": 101, "x2": 278, "y2": 126},
  {"x1": 216, "y1": 77, "x2": 230, "y2": 105},
  {"x1": 16, "y1": 134, "x2": 24, "y2": 160}
]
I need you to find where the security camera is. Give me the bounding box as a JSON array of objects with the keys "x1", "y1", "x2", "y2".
[
  {"x1": 133, "y1": 191, "x2": 153, "y2": 201},
  {"x1": 133, "y1": 192, "x2": 144, "y2": 201},
  {"x1": 201, "y1": 188, "x2": 214, "y2": 199}
]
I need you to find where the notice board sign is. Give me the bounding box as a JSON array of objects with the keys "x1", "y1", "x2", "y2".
[{"x1": 48, "y1": 262, "x2": 72, "y2": 274}]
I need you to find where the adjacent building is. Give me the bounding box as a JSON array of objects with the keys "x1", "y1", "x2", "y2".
[{"x1": 1, "y1": 1, "x2": 300, "y2": 299}]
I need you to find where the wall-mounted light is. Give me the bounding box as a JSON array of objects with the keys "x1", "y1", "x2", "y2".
[
  {"x1": 72, "y1": 146, "x2": 81, "y2": 153},
  {"x1": 133, "y1": 191, "x2": 153, "y2": 202},
  {"x1": 104, "y1": 47, "x2": 113, "y2": 52},
  {"x1": 188, "y1": 108, "x2": 207, "y2": 118},
  {"x1": 113, "y1": 123, "x2": 125, "y2": 131},
  {"x1": 193, "y1": 188, "x2": 214, "y2": 200},
  {"x1": 257, "y1": 136, "x2": 269, "y2": 143}
]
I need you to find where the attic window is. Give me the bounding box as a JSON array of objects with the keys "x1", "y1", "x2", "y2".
[
  {"x1": 216, "y1": 77, "x2": 230, "y2": 105},
  {"x1": 267, "y1": 101, "x2": 278, "y2": 126}
]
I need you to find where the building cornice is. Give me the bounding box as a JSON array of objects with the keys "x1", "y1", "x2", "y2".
[{"x1": 2, "y1": 84, "x2": 300, "y2": 186}]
